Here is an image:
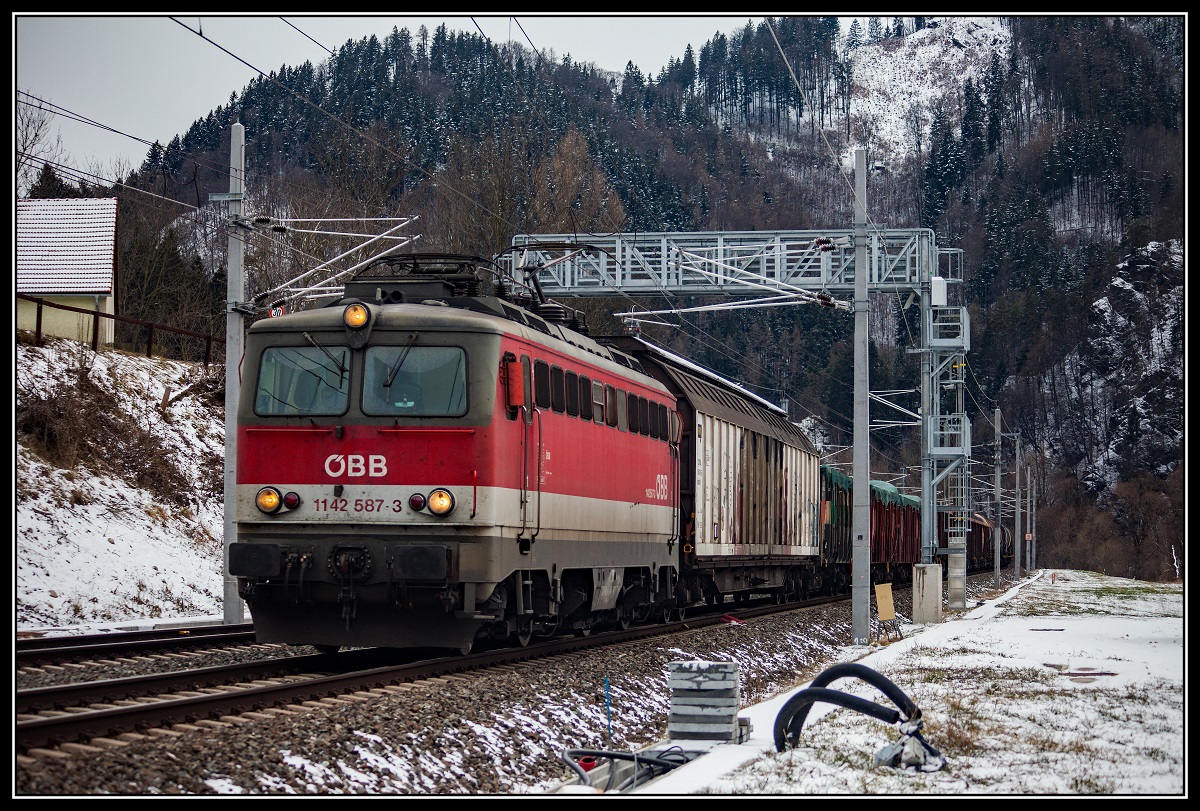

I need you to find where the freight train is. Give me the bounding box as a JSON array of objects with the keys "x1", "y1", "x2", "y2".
[{"x1": 229, "y1": 253, "x2": 1006, "y2": 654}]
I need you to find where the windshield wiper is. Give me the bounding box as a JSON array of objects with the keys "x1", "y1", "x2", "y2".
[
  {"x1": 303, "y1": 332, "x2": 347, "y2": 386},
  {"x1": 385, "y1": 332, "x2": 419, "y2": 388}
]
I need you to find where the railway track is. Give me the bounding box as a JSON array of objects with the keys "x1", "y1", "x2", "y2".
[
  {"x1": 16, "y1": 622, "x2": 258, "y2": 668},
  {"x1": 16, "y1": 594, "x2": 845, "y2": 760}
]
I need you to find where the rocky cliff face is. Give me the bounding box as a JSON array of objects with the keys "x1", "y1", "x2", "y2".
[{"x1": 1040, "y1": 240, "x2": 1183, "y2": 497}]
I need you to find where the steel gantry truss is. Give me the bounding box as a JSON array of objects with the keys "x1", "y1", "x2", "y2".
[
  {"x1": 509, "y1": 227, "x2": 956, "y2": 299},
  {"x1": 506, "y1": 223, "x2": 976, "y2": 610}
]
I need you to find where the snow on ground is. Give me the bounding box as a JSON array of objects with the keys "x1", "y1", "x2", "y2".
[
  {"x1": 627, "y1": 570, "x2": 1185, "y2": 796},
  {"x1": 15, "y1": 335, "x2": 226, "y2": 631}
]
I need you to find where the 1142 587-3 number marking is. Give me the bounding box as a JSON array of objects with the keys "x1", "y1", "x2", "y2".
[{"x1": 313, "y1": 498, "x2": 403, "y2": 513}]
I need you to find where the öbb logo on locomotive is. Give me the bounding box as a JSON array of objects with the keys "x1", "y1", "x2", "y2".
[
  {"x1": 323, "y1": 454, "x2": 388, "y2": 478},
  {"x1": 229, "y1": 252, "x2": 1009, "y2": 655}
]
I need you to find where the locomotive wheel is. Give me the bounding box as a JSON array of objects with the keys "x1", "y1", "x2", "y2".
[
  {"x1": 458, "y1": 640, "x2": 474, "y2": 655},
  {"x1": 617, "y1": 613, "x2": 631, "y2": 631},
  {"x1": 573, "y1": 626, "x2": 591, "y2": 638},
  {"x1": 515, "y1": 620, "x2": 533, "y2": 647}
]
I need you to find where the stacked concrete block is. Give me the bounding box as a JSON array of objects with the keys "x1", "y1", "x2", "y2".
[{"x1": 666, "y1": 660, "x2": 747, "y2": 742}]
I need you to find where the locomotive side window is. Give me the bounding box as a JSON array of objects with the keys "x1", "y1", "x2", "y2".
[
  {"x1": 658, "y1": 403, "x2": 669, "y2": 441},
  {"x1": 552, "y1": 369, "x2": 571, "y2": 415},
  {"x1": 255, "y1": 345, "x2": 349, "y2": 416},
  {"x1": 605, "y1": 384, "x2": 618, "y2": 428},
  {"x1": 639, "y1": 397, "x2": 650, "y2": 436},
  {"x1": 593, "y1": 380, "x2": 606, "y2": 425},
  {"x1": 533, "y1": 360, "x2": 551, "y2": 408},
  {"x1": 361, "y1": 346, "x2": 467, "y2": 416},
  {"x1": 648, "y1": 400, "x2": 659, "y2": 439},
  {"x1": 576, "y1": 374, "x2": 590, "y2": 420},
  {"x1": 626, "y1": 392, "x2": 639, "y2": 434},
  {"x1": 616, "y1": 388, "x2": 628, "y2": 432},
  {"x1": 550, "y1": 365, "x2": 566, "y2": 413}
]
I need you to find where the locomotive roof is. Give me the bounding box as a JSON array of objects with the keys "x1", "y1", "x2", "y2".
[{"x1": 251, "y1": 266, "x2": 658, "y2": 385}]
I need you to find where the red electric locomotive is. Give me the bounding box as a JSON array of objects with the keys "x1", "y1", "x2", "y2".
[{"x1": 231, "y1": 255, "x2": 682, "y2": 653}]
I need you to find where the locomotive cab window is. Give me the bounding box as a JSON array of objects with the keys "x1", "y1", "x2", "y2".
[
  {"x1": 362, "y1": 346, "x2": 467, "y2": 416},
  {"x1": 255, "y1": 345, "x2": 350, "y2": 416}
]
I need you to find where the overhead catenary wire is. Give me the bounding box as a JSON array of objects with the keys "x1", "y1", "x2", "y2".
[
  {"x1": 29, "y1": 18, "x2": 924, "y2": 471},
  {"x1": 170, "y1": 17, "x2": 507, "y2": 228},
  {"x1": 16, "y1": 92, "x2": 421, "y2": 286}
]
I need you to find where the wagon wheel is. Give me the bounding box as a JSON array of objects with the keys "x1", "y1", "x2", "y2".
[
  {"x1": 458, "y1": 639, "x2": 474, "y2": 655},
  {"x1": 784, "y1": 570, "x2": 806, "y2": 602}
]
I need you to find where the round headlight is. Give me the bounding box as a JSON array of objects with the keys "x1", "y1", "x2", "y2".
[
  {"x1": 343, "y1": 303, "x2": 369, "y2": 329},
  {"x1": 256, "y1": 487, "x2": 282, "y2": 514},
  {"x1": 427, "y1": 488, "x2": 455, "y2": 516}
]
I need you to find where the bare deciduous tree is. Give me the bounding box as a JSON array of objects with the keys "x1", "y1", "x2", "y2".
[{"x1": 16, "y1": 90, "x2": 64, "y2": 197}]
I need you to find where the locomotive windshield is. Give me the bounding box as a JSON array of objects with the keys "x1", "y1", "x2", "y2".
[
  {"x1": 254, "y1": 345, "x2": 350, "y2": 416},
  {"x1": 362, "y1": 346, "x2": 467, "y2": 416}
]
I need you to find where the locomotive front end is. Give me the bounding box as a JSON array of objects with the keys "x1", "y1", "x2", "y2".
[{"x1": 231, "y1": 294, "x2": 508, "y2": 654}]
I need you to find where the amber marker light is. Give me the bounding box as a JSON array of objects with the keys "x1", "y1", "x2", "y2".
[
  {"x1": 256, "y1": 486, "x2": 283, "y2": 514},
  {"x1": 343, "y1": 303, "x2": 369, "y2": 329},
  {"x1": 427, "y1": 488, "x2": 455, "y2": 516}
]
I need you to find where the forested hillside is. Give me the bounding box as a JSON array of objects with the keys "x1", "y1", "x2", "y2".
[{"x1": 21, "y1": 16, "x2": 1184, "y2": 580}]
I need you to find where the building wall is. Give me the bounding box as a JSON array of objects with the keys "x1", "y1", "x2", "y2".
[{"x1": 17, "y1": 295, "x2": 115, "y2": 346}]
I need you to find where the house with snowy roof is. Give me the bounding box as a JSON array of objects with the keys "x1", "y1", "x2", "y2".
[{"x1": 16, "y1": 197, "x2": 118, "y2": 346}]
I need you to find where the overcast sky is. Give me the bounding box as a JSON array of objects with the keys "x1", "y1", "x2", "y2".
[{"x1": 14, "y1": 14, "x2": 772, "y2": 179}]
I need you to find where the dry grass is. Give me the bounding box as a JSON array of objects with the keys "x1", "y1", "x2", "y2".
[{"x1": 17, "y1": 366, "x2": 195, "y2": 506}]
